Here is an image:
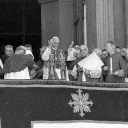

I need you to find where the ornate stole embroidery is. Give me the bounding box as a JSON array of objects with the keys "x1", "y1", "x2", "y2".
[
  {"x1": 48, "y1": 49, "x2": 58, "y2": 80},
  {"x1": 47, "y1": 48, "x2": 66, "y2": 80},
  {"x1": 59, "y1": 49, "x2": 66, "y2": 80},
  {"x1": 43, "y1": 48, "x2": 66, "y2": 80}
]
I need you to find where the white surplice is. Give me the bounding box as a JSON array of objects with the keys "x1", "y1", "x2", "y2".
[{"x1": 4, "y1": 67, "x2": 30, "y2": 79}]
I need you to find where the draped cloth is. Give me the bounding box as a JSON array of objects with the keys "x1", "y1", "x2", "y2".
[{"x1": 3, "y1": 50, "x2": 33, "y2": 79}]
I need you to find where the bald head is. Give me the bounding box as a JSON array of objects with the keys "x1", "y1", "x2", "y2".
[
  {"x1": 120, "y1": 48, "x2": 127, "y2": 57},
  {"x1": 52, "y1": 36, "x2": 60, "y2": 43},
  {"x1": 80, "y1": 45, "x2": 88, "y2": 57},
  {"x1": 93, "y1": 48, "x2": 101, "y2": 58}
]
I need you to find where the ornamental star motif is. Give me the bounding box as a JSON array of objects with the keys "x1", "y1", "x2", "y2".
[{"x1": 69, "y1": 89, "x2": 93, "y2": 117}]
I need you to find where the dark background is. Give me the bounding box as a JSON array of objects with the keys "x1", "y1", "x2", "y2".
[{"x1": 0, "y1": 0, "x2": 41, "y2": 61}]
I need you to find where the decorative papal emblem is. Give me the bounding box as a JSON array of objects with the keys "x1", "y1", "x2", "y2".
[{"x1": 69, "y1": 89, "x2": 93, "y2": 117}]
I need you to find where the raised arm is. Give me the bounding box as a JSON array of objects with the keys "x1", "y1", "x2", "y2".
[
  {"x1": 41, "y1": 47, "x2": 51, "y2": 61},
  {"x1": 41, "y1": 40, "x2": 52, "y2": 61}
]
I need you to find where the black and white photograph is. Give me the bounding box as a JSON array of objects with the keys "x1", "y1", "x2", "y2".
[{"x1": 0, "y1": 0, "x2": 128, "y2": 128}]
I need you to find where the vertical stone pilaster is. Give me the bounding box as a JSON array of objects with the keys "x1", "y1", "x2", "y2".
[
  {"x1": 113, "y1": 0, "x2": 126, "y2": 47},
  {"x1": 86, "y1": 0, "x2": 97, "y2": 52},
  {"x1": 38, "y1": 0, "x2": 74, "y2": 50},
  {"x1": 125, "y1": 0, "x2": 128, "y2": 46},
  {"x1": 40, "y1": 4, "x2": 47, "y2": 46},
  {"x1": 96, "y1": 0, "x2": 114, "y2": 49},
  {"x1": 59, "y1": 0, "x2": 74, "y2": 50},
  {"x1": 38, "y1": 0, "x2": 59, "y2": 46},
  {"x1": 84, "y1": 3, "x2": 87, "y2": 47}
]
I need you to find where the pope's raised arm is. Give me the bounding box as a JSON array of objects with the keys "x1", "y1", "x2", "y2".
[
  {"x1": 41, "y1": 40, "x2": 52, "y2": 61},
  {"x1": 41, "y1": 47, "x2": 51, "y2": 61}
]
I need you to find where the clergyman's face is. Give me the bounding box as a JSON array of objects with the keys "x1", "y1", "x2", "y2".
[
  {"x1": 52, "y1": 42, "x2": 59, "y2": 49},
  {"x1": 120, "y1": 49, "x2": 126, "y2": 56},
  {"x1": 75, "y1": 49, "x2": 81, "y2": 59},
  {"x1": 106, "y1": 43, "x2": 114, "y2": 54},
  {"x1": 5, "y1": 47, "x2": 14, "y2": 57},
  {"x1": 81, "y1": 48, "x2": 88, "y2": 57},
  {"x1": 115, "y1": 48, "x2": 121, "y2": 55},
  {"x1": 101, "y1": 51, "x2": 108, "y2": 58}
]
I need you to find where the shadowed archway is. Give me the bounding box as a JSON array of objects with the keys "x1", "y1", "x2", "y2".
[{"x1": 0, "y1": 0, "x2": 41, "y2": 61}]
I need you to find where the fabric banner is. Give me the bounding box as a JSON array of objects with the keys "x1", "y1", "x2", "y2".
[{"x1": 0, "y1": 81, "x2": 127, "y2": 128}]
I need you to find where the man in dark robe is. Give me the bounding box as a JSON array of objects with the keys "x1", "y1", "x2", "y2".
[
  {"x1": 2, "y1": 46, "x2": 33, "y2": 79},
  {"x1": 103, "y1": 41, "x2": 127, "y2": 83}
]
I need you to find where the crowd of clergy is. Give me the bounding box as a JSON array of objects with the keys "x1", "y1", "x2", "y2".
[{"x1": 0, "y1": 36, "x2": 128, "y2": 83}]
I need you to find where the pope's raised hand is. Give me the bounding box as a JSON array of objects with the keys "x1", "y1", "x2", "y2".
[
  {"x1": 48, "y1": 40, "x2": 52, "y2": 48},
  {"x1": 69, "y1": 41, "x2": 74, "y2": 48}
]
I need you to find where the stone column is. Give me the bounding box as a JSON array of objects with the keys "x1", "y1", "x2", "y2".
[
  {"x1": 38, "y1": 0, "x2": 59, "y2": 46},
  {"x1": 96, "y1": 0, "x2": 114, "y2": 49},
  {"x1": 86, "y1": 0, "x2": 97, "y2": 52},
  {"x1": 125, "y1": 0, "x2": 128, "y2": 46},
  {"x1": 38, "y1": 0, "x2": 74, "y2": 50},
  {"x1": 84, "y1": 3, "x2": 87, "y2": 47},
  {"x1": 113, "y1": 0, "x2": 126, "y2": 48},
  {"x1": 59, "y1": 0, "x2": 74, "y2": 50}
]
